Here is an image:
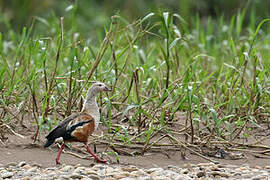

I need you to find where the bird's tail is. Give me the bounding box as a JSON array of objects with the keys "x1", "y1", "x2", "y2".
[{"x1": 44, "y1": 139, "x2": 55, "y2": 148}]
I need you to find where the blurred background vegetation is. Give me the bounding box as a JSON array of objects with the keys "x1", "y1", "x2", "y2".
[
  {"x1": 0, "y1": 0, "x2": 269, "y2": 148},
  {"x1": 0, "y1": 0, "x2": 269, "y2": 38}
]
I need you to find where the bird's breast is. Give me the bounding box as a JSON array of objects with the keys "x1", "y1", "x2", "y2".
[{"x1": 82, "y1": 102, "x2": 100, "y2": 131}]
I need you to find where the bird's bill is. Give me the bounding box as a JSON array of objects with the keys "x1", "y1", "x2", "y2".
[{"x1": 104, "y1": 86, "x2": 111, "y2": 91}]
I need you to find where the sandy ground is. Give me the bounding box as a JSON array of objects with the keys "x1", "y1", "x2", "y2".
[{"x1": 1, "y1": 132, "x2": 270, "y2": 169}]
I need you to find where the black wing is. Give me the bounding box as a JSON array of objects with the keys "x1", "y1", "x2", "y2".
[{"x1": 44, "y1": 113, "x2": 81, "y2": 147}]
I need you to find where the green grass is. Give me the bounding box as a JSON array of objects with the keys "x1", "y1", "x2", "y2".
[{"x1": 0, "y1": 8, "x2": 269, "y2": 156}]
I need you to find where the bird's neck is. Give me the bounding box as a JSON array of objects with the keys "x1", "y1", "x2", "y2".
[
  {"x1": 82, "y1": 93, "x2": 100, "y2": 131},
  {"x1": 82, "y1": 95, "x2": 98, "y2": 114},
  {"x1": 82, "y1": 89, "x2": 95, "y2": 112}
]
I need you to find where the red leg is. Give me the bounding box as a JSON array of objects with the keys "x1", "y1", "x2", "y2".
[
  {"x1": 86, "y1": 145, "x2": 107, "y2": 163},
  {"x1": 55, "y1": 144, "x2": 65, "y2": 165}
]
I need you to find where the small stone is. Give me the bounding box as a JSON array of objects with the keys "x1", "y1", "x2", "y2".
[
  {"x1": 197, "y1": 162, "x2": 215, "y2": 167},
  {"x1": 104, "y1": 178, "x2": 116, "y2": 180},
  {"x1": 1, "y1": 172, "x2": 14, "y2": 178},
  {"x1": 32, "y1": 163, "x2": 42, "y2": 168},
  {"x1": 180, "y1": 169, "x2": 189, "y2": 174},
  {"x1": 217, "y1": 164, "x2": 227, "y2": 168},
  {"x1": 137, "y1": 177, "x2": 153, "y2": 180},
  {"x1": 122, "y1": 166, "x2": 138, "y2": 172},
  {"x1": 241, "y1": 170, "x2": 252, "y2": 174},
  {"x1": 123, "y1": 178, "x2": 138, "y2": 180},
  {"x1": 175, "y1": 174, "x2": 193, "y2": 180},
  {"x1": 232, "y1": 172, "x2": 242, "y2": 177},
  {"x1": 151, "y1": 169, "x2": 179, "y2": 178},
  {"x1": 88, "y1": 175, "x2": 101, "y2": 180},
  {"x1": 266, "y1": 169, "x2": 270, "y2": 173},
  {"x1": 235, "y1": 166, "x2": 248, "y2": 171},
  {"x1": 211, "y1": 171, "x2": 230, "y2": 178},
  {"x1": 45, "y1": 167, "x2": 58, "y2": 171},
  {"x1": 75, "y1": 164, "x2": 82, "y2": 168},
  {"x1": 197, "y1": 171, "x2": 206, "y2": 178},
  {"x1": 61, "y1": 165, "x2": 74, "y2": 172},
  {"x1": 22, "y1": 172, "x2": 33, "y2": 177},
  {"x1": 44, "y1": 173, "x2": 59, "y2": 179},
  {"x1": 31, "y1": 176, "x2": 41, "y2": 180},
  {"x1": 145, "y1": 167, "x2": 163, "y2": 174},
  {"x1": 210, "y1": 165, "x2": 220, "y2": 171},
  {"x1": 41, "y1": 175, "x2": 55, "y2": 180},
  {"x1": 167, "y1": 165, "x2": 179, "y2": 169},
  {"x1": 59, "y1": 174, "x2": 73, "y2": 179},
  {"x1": 92, "y1": 164, "x2": 106, "y2": 170},
  {"x1": 252, "y1": 174, "x2": 269, "y2": 180},
  {"x1": 113, "y1": 172, "x2": 130, "y2": 179},
  {"x1": 153, "y1": 176, "x2": 170, "y2": 180},
  {"x1": 22, "y1": 164, "x2": 32, "y2": 170},
  {"x1": 17, "y1": 161, "x2": 27, "y2": 167},
  {"x1": 251, "y1": 168, "x2": 261, "y2": 173},
  {"x1": 69, "y1": 173, "x2": 84, "y2": 179},
  {"x1": 86, "y1": 170, "x2": 98, "y2": 175},
  {"x1": 130, "y1": 169, "x2": 147, "y2": 177},
  {"x1": 81, "y1": 178, "x2": 93, "y2": 180},
  {"x1": 74, "y1": 166, "x2": 86, "y2": 173},
  {"x1": 226, "y1": 164, "x2": 239, "y2": 169},
  {"x1": 21, "y1": 177, "x2": 30, "y2": 180},
  {"x1": 27, "y1": 166, "x2": 38, "y2": 172},
  {"x1": 150, "y1": 171, "x2": 162, "y2": 177}
]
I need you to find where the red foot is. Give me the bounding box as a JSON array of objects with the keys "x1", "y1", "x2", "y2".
[
  {"x1": 86, "y1": 145, "x2": 107, "y2": 164},
  {"x1": 96, "y1": 158, "x2": 107, "y2": 164},
  {"x1": 56, "y1": 159, "x2": 61, "y2": 165}
]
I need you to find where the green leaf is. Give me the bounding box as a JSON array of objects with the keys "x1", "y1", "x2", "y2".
[
  {"x1": 173, "y1": 13, "x2": 187, "y2": 24},
  {"x1": 123, "y1": 104, "x2": 139, "y2": 117},
  {"x1": 169, "y1": 37, "x2": 181, "y2": 50},
  {"x1": 173, "y1": 25, "x2": 181, "y2": 38},
  {"x1": 141, "y1": 13, "x2": 155, "y2": 23},
  {"x1": 163, "y1": 12, "x2": 169, "y2": 28}
]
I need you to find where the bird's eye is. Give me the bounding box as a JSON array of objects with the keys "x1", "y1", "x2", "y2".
[{"x1": 98, "y1": 84, "x2": 102, "y2": 87}]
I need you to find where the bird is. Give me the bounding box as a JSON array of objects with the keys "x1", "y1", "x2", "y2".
[{"x1": 44, "y1": 82, "x2": 110, "y2": 165}]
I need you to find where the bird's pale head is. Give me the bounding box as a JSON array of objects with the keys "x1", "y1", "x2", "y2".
[
  {"x1": 92, "y1": 82, "x2": 110, "y2": 91},
  {"x1": 87, "y1": 82, "x2": 111, "y2": 98}
]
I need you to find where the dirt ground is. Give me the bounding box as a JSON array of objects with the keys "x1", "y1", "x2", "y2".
[{"x1": 1, "y1": 127, "x2": 270, "y2": 169}]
